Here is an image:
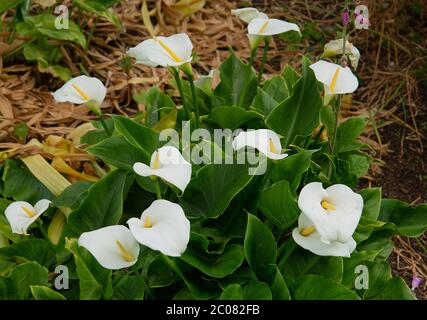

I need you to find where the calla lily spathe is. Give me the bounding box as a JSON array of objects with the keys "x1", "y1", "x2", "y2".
[
  {"x1": 292, "y1": 213, "x2": 357, "y2": 257},
  {"x1": 292, "y1": 182, "x2": 363, "y2": 257},
  {"x1": 310, "y1": 60, "x2": 359, "y2": 95},
  {"x1": 248, "y1": 18, "x2": 301, "y2": 37},
  {"x1": 133, "y1": 146, "x2": 192, "y2": 193},
  {"x1": 232, "y1": 129, "x2": 288, "y2": 160},
  {"x1": 231, "y1": 7, "x2": 268, "y2": 23},
  {"x1": 322, "y1": 39, "x2": 361, "y2": 70},
  {"x1": 127, "y1": 33, "x2": 193, "y2": 68},
  {"x1": 127, "y1": 200, "x2": 190, "y2": 257},
  {"x1": 52, "y1": 75, "x2": 107, "y2": 107},
  {"x1": 78, "y1": 225, "x2": 140, "y2": 270},
  {"x1": 247, "y1": 18, "x2": 300, "y2": 49},
  {"x1": 5, "y1": 199, "x2": 51, "y2": 235}
]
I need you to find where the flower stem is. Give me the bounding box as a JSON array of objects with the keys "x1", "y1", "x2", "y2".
[
  {"x1": 187, "y1": 74, "x2": 200, "y2": 128},
  {"x1": 38, "y1": 221, "x2": 55, "y2": 249},
  {"x1": 327, "y1": 95, "x2": 342, "y2": 179},
  {"x1": 258, "y1": 39, "x2": 270, "y2": 83},
  {"x1": 171, "y1": 68, "x2": 191, "y2": 119},
  {"x1": 99, "y1": 115, "x2": 112, "y2": 136},
  {"x1": 154, "y1": 178, "x2": 162, "y2": 199},
  {"x1": 248, "y1": 46, "x2": 258, "y2": 67}
]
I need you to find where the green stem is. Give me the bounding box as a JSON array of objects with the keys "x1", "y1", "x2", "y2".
[
  {"x1": 171, "y1": 68, "x2": 191, "y2": 119},
  {"x1": 248, "y1": 46, "x2": 258, "y2": 67},
  {"x1": 154, "y1": 178, "x2": 162, "y2": 199},
  {"x1": 38, "y1": 221, "x2": 55, "y2": 249},
  {"x1": 188, "y1": 74, "x2": 200, "y2": 128},
  {"x1": 99, "y1": 115, "x2": 112, "y2": 136},
  {"x1": 327, "y1": 93, "x2": 342, "y2": 179},
  {"x1": 258, "y1": 39, "x2": 270, "y2": 83}
]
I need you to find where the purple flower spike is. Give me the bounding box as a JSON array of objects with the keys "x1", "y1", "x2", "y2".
[
  {"x1": 411, "y1": 276, "x2": 422, "y2": 291},
  {"x1": 342, "y1": 10, "x2": 350, "y2": 26}
]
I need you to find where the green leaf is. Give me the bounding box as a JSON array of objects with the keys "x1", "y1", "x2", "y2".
[
  {"x1": 140, "y1": 250, "x2": 176, "y2": 288},
  {"x1": 266, "y1": 57, "x2": 322, "y2": 146},
  {"x1": 75, "y1": 0, "x2": 122, "y2": 29},
  {"x1": 172, "y1": 259, "x2": 221, "y2": 299},
  {"x1": 343, "y1": 153, "x2": 370, "y2": 178},
  {"x1": 133, "y1": 86, "x2": 175, "y2": 127},
  {"x1": 206, "y1": 106, "x2": 263, "y2": 130},
  {"x1": 181, "y1": 232, "x2": 245, "y2": 278},
  {"x1": 271, "y1": 150, "x2": 317, "y2": 192},
  {"x1": 263, "y1": 75, "x2": 290, "y2": 103},
  {"x1": 220, "y1": 284, "x2": 243, "y2": 300},
  {"x1": 62, "y1": 170, "x2": 127, "y2": 238},
  {"x1": 0, "y1": 239, "x2": 56, "y2": 268},
  {"x1": 53, "y1": 181, "x2": 92, "y2": 212},
  {"x1": 0, "y1": 262, "x2": 49, "y2": 299},
  {"x1": 270, "y1": 267, "x2": 291, "y2": 300},
  {"x1": 153, "y1": 108, "x2": 178, "y2": 132},
  {"x1": 357, "y1": 230, "x2": 394, "y2": 260},
  {"x1": 1, "y1": 159, "x2": 54, "y2": 203},
  {"x1": 278, "y1": 242, "x2": 343, "y2": 289},
  {"x1": 65, "y1": 238, "x2": 113, "y2": 300},
  {"x1": 112, "y1": 115, "x2": 163, "y2": 159},
  {"x1": 251, "y1": 87, "x2": 278, "y2": 115},
  {"x1": 334, "y1": 117, "x2": 366, "y2": 154},
  {"x1": 370, "y1": 277, "x2": 415, "y2": 300},
  {"x1": 17, "y1": 13, "x2": 87, "y2": 48},
  {"x1": 244, "y1": 214, "x2": 277, "y2": 285},
  {"x1": 379, "y1": 199, "x2": 427, "y2": 237},
  {"x1": 341, "y1": 251, "x2": 378, "y2": 288},
  {"x1": 214, "y1": 51, "x2": 257, "y2": 107},
  {"x1": 281, "y1": 65, "x2": 300, "y2": 95},
  {"x1": 22, "y1": 38, "x2": 62, "y2": 63},
  {"x1": 87, "y1": 135, "x2": 147, "y2": 170},
  {"x1": 241, "y1": 280, "x2": 272, "y2": 300},
  {"x1": 353, "y1": 188, "x2": 382, "y2": 242},
  {"x1": 320, "y1": 104, "x2": 336, "y2": 135},
  {"x1": 258, "y1": 180, "x2": 299, "y2": 229},
  {"x1": 81, "y1": 119, "x2": 114, "y2": 145},
  {"x1": 30, "y1": 286, "x2": 67, "y2": 300},
  {"x1": 363, "y1": 261, "x2": 392, "y2": 299},
  {"x1": 112, "y1": 275, "x2": 145, "y2": 299},
  {"x1": 180, "y1": 164, "x2": 253, "y2": 219},
  {"x1": 295, "y1": 274, "x2": 361, "y2": 300},
  {"x1": 0, "y1": 0, "x2": 24, "y2": 14}
]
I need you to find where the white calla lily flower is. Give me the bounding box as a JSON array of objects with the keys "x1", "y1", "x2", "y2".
[
  {"x1": 78, "y1": 225, "x2": 140, "y2": 270},
  {"x1": 133, "y1": 146, "x2": 192, "y2": 193},
  {"x1": 127, "y1": 33, "x2": 193, "y2": 68},
  {"x1": 247, "y1": 18, "x2": 300, "y2": 49},
  {"x1": 232, "y1": 129, "x2": 288, "y2": 160},
  {"x1": 248, "y1": 18, "x2": 301, "y2": 37},
  {"x1": 5, "y1": 199, "x2": 51, "y2": 235},
  {"x1": 52, "y1": 75, "x2": 107, "y2": 108},
  {"x1": 292, "y1": 182, "x2": 363, "y2": 257},
  {"x1": 127, "y1": 200, "x2": 190, "y2": 257},
  {"x1": 231, "y1": 7, "x2": 268, "y2": 23},
  {"x1": 310, "y1": 60, "x2": 359, "y2": 95},
  {"x1": 292, "y1": 213, "x2": 357, "y2": 257},
  {"x1": 322, "y1": 39, "x2": 361, "y2": 70}
]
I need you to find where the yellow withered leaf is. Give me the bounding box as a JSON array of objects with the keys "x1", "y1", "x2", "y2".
[
  {"x1": 22, "y1": 140, "x2": 71, "y2": 197},
  {"x1": 171, "y1": 0, "x2": 206, "y2": 16},
  {"x1": 52, "y1": 157, "x2": 99, "y2": 182}
]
